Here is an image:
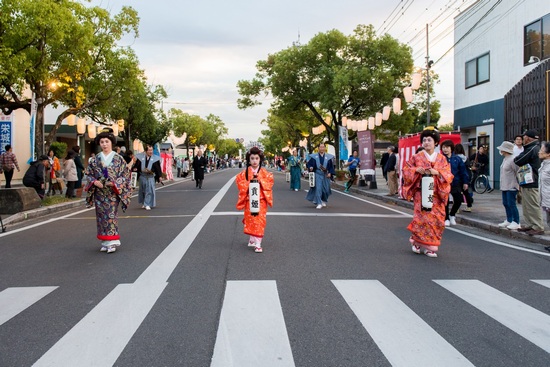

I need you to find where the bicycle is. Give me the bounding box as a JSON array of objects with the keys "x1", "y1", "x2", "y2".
[{"x1": 469, "y1": 164, "x2": 489, "y2": 194}]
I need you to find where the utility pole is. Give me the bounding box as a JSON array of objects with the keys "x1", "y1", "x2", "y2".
[{"x1": 426, "y1": 23, "x2": 431, "y2": 126}]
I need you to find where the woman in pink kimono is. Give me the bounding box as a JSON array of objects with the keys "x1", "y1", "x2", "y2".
[{"x1": 402, "y1": 128, "x2": 453, "y2": 258}]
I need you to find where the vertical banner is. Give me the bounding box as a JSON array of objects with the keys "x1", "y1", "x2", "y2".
[
  {"x1": 28, "y1": 93, "x2": 37, "y2": 163},
  {"x1": 0, "y1": 113, "x2": 14, "y2": 155},
  {"x1": 546, "y1": 70, "x2": 549, "y2": 141},
  {"x1": 161, "y1": 152, "x2": 174, "y2": 180},
  {"x1": 357, "y1": 130, "x2": 375, "y2": 170},
  {"x1": 338, "y1": 126, "x2": 349, "y2": 162}
]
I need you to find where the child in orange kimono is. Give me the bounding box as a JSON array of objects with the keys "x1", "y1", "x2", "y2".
[
  {"x1": 236, "y1": 147, "x2": 274, "y2": 253},
  {"x1": 402, "y1": 128, "x2": 453, "y2": 258}
]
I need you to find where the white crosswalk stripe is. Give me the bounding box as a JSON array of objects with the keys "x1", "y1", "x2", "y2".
[
  {"x1": 333, "y1": 280, "x2": 475, "y2": 367},
  {"x1": 2, "y1": 279, "x2": 549, "y2": 365},
  {"x1": 211, "y1": 280, "x2": 296, "y2": 367},
  {"x1": 531, "y1": 279, "x2": 550, "y2": 289},
  {"x1": 434, "y1": 279, "x2": 550, "y2": 353},
  {"x1": 0, "y1": 286, "x2": 58, "y2": 326},
  {"x1": 33, "y1": 282, "x2": 168, "y2": 367}
]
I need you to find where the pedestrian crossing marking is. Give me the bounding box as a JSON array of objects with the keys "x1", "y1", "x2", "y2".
[
  {"x1": 211, "y1": 280, "x2": 296, "y2": 367},
  {"x1": 33, "y1": 282, "x2": 168, "y2": 367},
  {"x1": 34, "y1": 177, "x2": 236, "y2": 366},
  {"x1": 0, "y1": 286, "x2": 58, "y2": 326},
  {"x1": 531, "y1": 279, "x2": 550, "y2": 289},
  {"x1": 434, "y1": 279, "x2": 550, "y2": 353},
  {"x1": 332, "y1": 280, "x2": 475, "y2": 367}
]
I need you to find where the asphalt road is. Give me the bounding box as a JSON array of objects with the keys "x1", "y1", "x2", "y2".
[{"x1": 1, "y1": 168, "x2": 549, "y2": 367}]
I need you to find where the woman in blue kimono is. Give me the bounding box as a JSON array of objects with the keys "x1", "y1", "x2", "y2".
[
  {"x1": 85, "y1": 129, "x2": 131, "y2": 253},
  {"x1": 288, "y1": 149, "x2": 302, "y2": 191},
  {"x1": 306, "y1": 143, "x2": 336, "y2": 209}
]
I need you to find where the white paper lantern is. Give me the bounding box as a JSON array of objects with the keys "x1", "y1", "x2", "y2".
[
  {"x1": 111, "y1": 123, "x2": 119, "y2": 136},
  {"x1": 375, "y1": 113, "x2": 383, "y2": 126},
  {"x1": 368, "y1": 117, "x2": 375, "y2": 130},
  {"x1": 358, "y1": 120, "x2": 366, "y2": 132},
  {"x1": 393, "y1": 98, "x2": 402, "y2": 114},
  {"x1": 342, "y1": 116, "x2": 348, "y2": 127},
  {"x1": 411, "y1": 72, "x2": 422, "y2": 90},
  {"x1": 382, "y1": 106, "x2": 391, "y2": 120},
  {"x1": 133, "y1": 139, "x2": 140, "y2": 151},
  {"x1": 67, "y1": 114, "x2": 76, "y2": 126},
  {"x1": 87, "y1": 124, "x2": 96, "y2": 139},
  {"x1": 76, "y1": 118, "x2": 86, "y2": 135},
  {"x1": 404, "y1": 87, "x2": 413, "y2": 103}
]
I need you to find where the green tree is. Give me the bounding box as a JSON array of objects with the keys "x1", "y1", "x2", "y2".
[
  {"x1": 197, "y1": 114, "x2": 228, "y2": 149},
  {"x1": 238, "y1": 25, "x2": 414, "y2": 164},
  {"x1": 0, "y1": 0, "x2": 139, "y2": 156},
  {"x1": 407, "y1": 69, "x2": 441, "y2": 133},
  {"x1": 217, "y1": 138, "x2": 243, "y2": 158},
  {"x1": 169, "y1": 109, "x2": 205, "y2": 153},
  {"x1": 117, "y1": 81, "x2": 168, "y2": 149}
]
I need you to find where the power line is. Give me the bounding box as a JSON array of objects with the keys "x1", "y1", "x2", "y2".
[
  {"x1": 377, "y1": 0, "x2": 406, "y2": 34},
  {"x1": 433, "y1": 0, "x2": 503, "y2": 65}
]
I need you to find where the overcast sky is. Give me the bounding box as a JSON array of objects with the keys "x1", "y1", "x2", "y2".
[{"x1": 90, "y1": 0, "x2": 476, "y2": 143}]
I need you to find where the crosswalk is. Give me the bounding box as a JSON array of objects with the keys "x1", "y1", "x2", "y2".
[{"x1": 1, "y1": 279, "x2": 549, "y2": 366}]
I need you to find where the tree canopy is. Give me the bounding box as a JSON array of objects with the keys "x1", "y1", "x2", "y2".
[
  {"x1": 168, "y1": 108, "x2": 240, "y2": 158},
  {"x1": 0, "y1": 0, "x2": 167, "y2": 156},
  {"x1": 238, "y1": 25, "x2": 441, "y2": 161}
]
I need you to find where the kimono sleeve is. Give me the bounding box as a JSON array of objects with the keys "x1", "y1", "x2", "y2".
[
  {"x1": 235, "y1": 171, "x2": 248, "y2": 210},
  {"x1": 258, "y1": 170, "x2": 274, "y2": 207},
  {"x1": 433, "y1": 155, "x2": 453, "y2": 198},
  {"x1": 401, "y1": 154, "x2": 422, "y2": 200},
  {"x1": 306, "y1": 157, "x2": 316, "y2": 171}
]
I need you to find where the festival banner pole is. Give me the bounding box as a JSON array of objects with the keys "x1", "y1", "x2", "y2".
[{"x1": 27, "y1": 93, "x2": 37, "y2": 163}]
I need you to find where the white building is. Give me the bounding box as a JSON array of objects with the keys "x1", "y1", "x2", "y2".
[{"x1": 454, "y1": 0, "x2": 550, "y2": 187}]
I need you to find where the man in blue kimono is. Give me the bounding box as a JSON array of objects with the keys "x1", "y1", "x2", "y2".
[
  {"x1": 306, "y1": 143, "x2": 336, "y2": 209},
  {"x1": 136, "y1": 145, "x2": 162, "y2": 210}
]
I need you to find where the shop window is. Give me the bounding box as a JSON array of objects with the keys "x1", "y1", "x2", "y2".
[
  {"x1": 465, "y1": 53, "x2": 490, "y2": 88},
  {"x1": 524, "y1": 14, "x2": 550, "y2": 65}
]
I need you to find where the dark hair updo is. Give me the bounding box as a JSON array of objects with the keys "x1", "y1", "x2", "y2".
[
  {"x1": 94, "y1": 128, "x2": 117, "y2": 146},
  {"x1": 246, "y1": 146, "x2": 264, "y2": 166},
  {"x1": 419, "y1": 127, "x2": 440, "y2": 146}
]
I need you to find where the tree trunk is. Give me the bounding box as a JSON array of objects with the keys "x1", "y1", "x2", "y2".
[{"x1": 35, "y1": 104, "x2": 45, "y2": 158}]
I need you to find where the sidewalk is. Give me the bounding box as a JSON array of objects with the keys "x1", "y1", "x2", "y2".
[{"x1": 330, "y1": 168, "x2": 550, "y2": 249}]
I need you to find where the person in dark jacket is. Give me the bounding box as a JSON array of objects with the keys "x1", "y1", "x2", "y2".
[
  {"x1": 23, "y1": 155, "x2": 50, "y2": 198},
  {"x1": 380, "y1": 149, "x2": 390, "y2": 182},
  {"x1": 71, "y1": 146, "x2": 85, "y2": 190},
  {"x1": 514, "y1": 129, "x2": 544, "y2": 235},
  {"x1": 192, "y1": 150, "x2": 208, "y2": 189},
  {"x1": 441, "y1": 140, "x2": 469, "y2": 226},
  {"x1": 384, "y1": 146, "x2": 398, "y2": 196}
]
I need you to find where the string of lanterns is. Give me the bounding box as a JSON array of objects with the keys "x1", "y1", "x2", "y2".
[
  {"x1": 309, "y1": 71, "x2": 422, "y2": 134},
  {"x1": 64, "y1": 114, "x2": 125, "y2": 139}
]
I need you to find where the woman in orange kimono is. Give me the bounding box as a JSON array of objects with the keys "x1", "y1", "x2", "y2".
[
  {"x1": 236, "y1": 147, "x2": 274, "y2": 253},
  {"x1": 402, "y1": 128, "x2": 453, "y2": 258}
]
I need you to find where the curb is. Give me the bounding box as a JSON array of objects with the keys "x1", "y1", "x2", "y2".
[{"x1": 2, "y1": 199, "x2": 87, "y2": 226}]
